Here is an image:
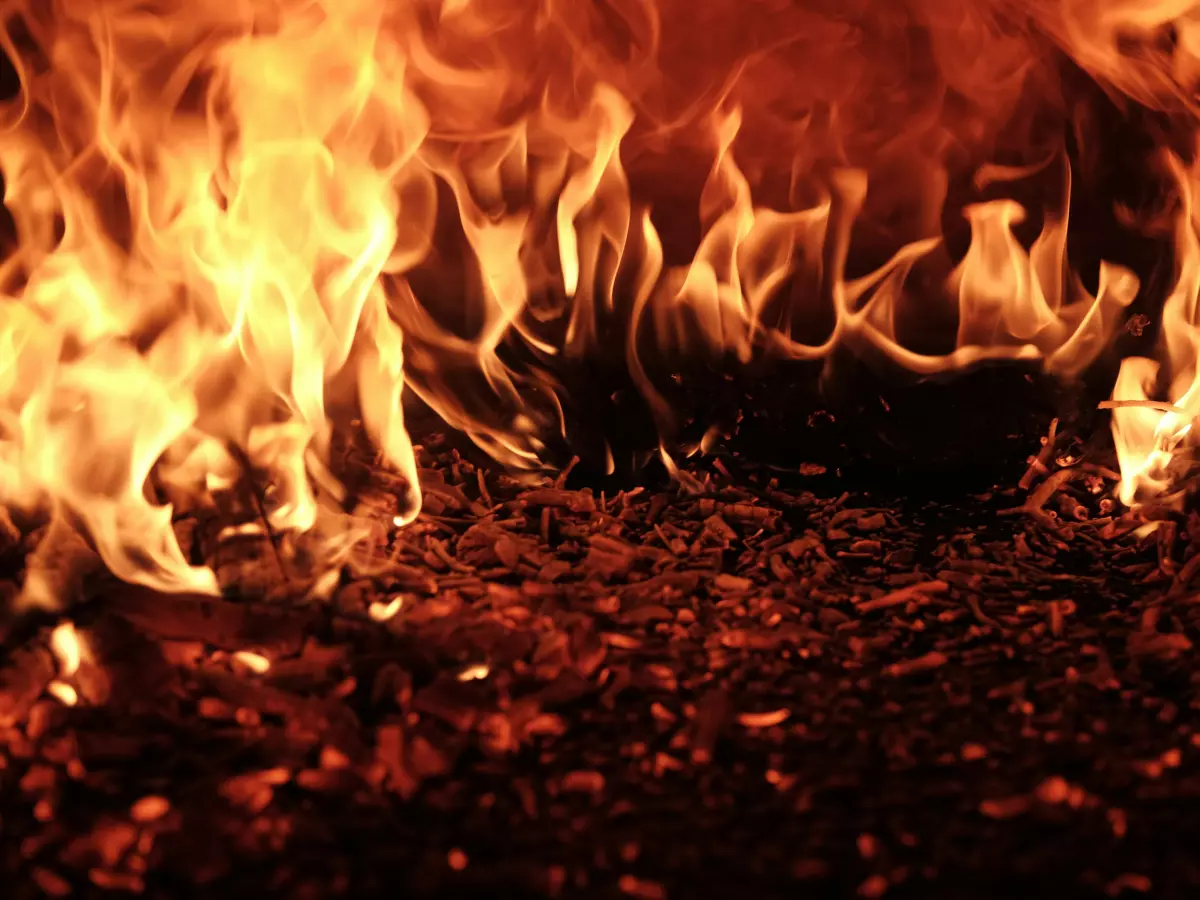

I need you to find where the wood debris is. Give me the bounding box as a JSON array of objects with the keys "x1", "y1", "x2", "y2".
[{"x1": 0, "y1": 396, "x2": 1194, "y2": 898}]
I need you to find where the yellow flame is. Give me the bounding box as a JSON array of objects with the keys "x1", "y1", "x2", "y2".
[
  {"x1": 49, "y1": 622, "x2": 84, "y2": 677},
  {"x1": 368, "y1": 595, "x2": 405, "y2": 622},
  {"x1": 1109, "y1": 147, "x2": 1200, "y2": 505},
  {"x1": 47, "y1": 680, "x2": 78, "y2": 707},
  {"x1": 457, "y1": 662, "x2": 489, "y2": 682}
]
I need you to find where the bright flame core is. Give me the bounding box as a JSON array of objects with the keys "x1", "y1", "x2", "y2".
[
  {"x1": 50, "y1": 621, "x2": 83, "y2": 676},
  {"x1": 0, "y1": 0, "x2": 1198, "y2": 596}
]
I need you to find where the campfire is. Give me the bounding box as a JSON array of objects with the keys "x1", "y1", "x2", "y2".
[{"x1": 3, "y1": 0, "x2": 1200, "y2": 897}]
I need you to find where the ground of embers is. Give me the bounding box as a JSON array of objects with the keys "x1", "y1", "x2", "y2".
[{"x1": 1, "y1": 428, "x2": 1199, "y2": 900}]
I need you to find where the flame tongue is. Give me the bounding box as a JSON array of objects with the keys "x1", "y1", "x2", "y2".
[
  {"x1": 0, "y1": 0, "x2": 1198, "y2": 596},
  {"x1": 1109, "y1": 148, "x2": 1200, "y2": 506}
]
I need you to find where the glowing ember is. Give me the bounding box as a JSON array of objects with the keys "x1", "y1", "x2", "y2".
[
  {"x1": 0, "y1": 0, "x2": 1198, "y2": 598},
  {"x1": 130, "y1": 795, "x2": 172, "y2": 823},
  {"x1": 457, "y1": 663, "x2": 490, "y2": 682},
  {"x1": 232, "y1": 651, "x2": 271, "y2": 675},
  {"x1": 737, "y1": 709, "x2": 791, "y2": 729},
  {"x1": 368, "y1": 596, "x2": 406, "y2": 622}
]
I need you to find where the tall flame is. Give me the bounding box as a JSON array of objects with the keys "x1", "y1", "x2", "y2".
[
  {"x1": 0, "y1": 0, "x2": 1197, "y2": 598},
  {"x1": 1109, "y1": 148, "x2": 1200, "y2": 505}
]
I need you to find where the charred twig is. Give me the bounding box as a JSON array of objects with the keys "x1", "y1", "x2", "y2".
[
  {"x1": 1098, "y1": 400, "x2": 1188, "y2": 414},
  {"x1": 856, "y1": 580, "x2": 949, "y2": 613},
  {"x1": 1018, "y1": 417, "x2": 1059, "y2": 491},
  {"x1": 225, "y1": 442, "x2": 294, "y2": 590}
]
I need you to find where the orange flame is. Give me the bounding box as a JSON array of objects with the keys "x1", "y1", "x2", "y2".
[
  {"x1": 0, "y1": 0, "x2": 1197, "y2": 596},
  {"x1": 50, "y1": 621, "x2": 84, "y2": 676},
  {"x1": 1109, "y1": 148, "x2": 1200, "y2": 505}
]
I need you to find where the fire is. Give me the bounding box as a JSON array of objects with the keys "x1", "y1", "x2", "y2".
[
  {"x1": 1108, "y1": 149, "x2": 1200, "y2": 506},
  {"x1": 0, "y1": 0, "x2": 1198, "y2": 597},
  {"x1": 50, "y1": 621, "x2": 84, "y2": 677}
]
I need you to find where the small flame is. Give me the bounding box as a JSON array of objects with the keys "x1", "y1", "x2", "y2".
[
  {"x1": 1109, "y1": 147, "x2": 1200, "y2": 505},
  {"x1": 368, "y1": 595, "x2": 405, "y2": 622},
  {"x1": 47, "y1": 680, "x2": 78, "y2": 707},
  {"x1": 49, "y1": 622, "x2": 84, "y2": 677}
]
